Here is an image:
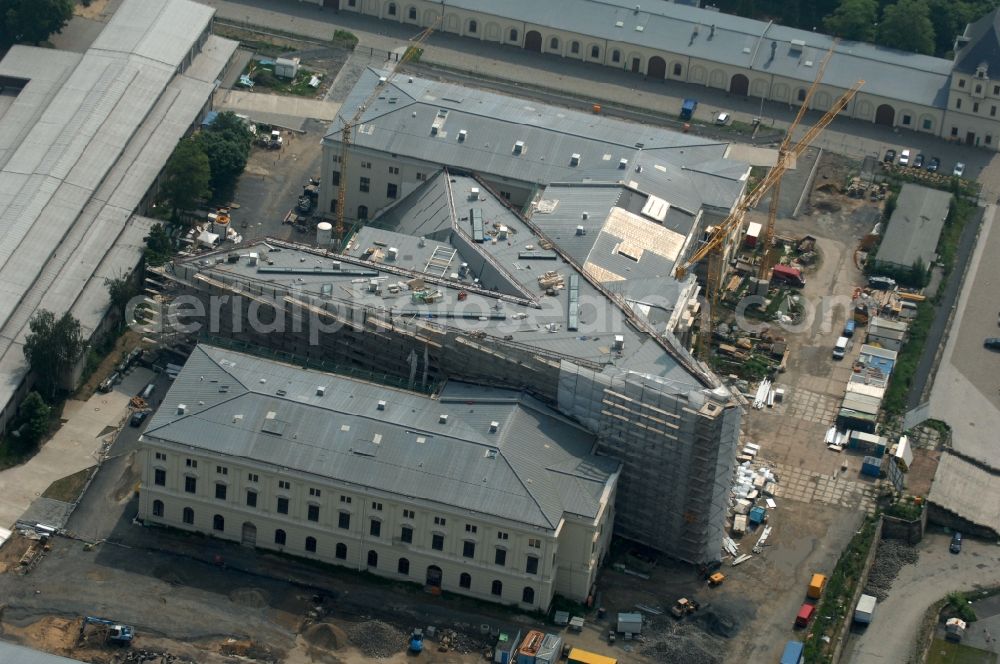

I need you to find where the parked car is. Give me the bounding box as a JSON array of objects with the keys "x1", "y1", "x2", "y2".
[
  {"x1": 129, "y1": 410, "x2": 150, "y2": 427},
  {"x1": 883, "y1": 149, "x2": 896, "y2": 163},
  {"x1": 953, "y1": 162, "x2": 966, "y2": 177},
  {"x1": 950, "y1": 532, "x2": 963, "y2": 553},
  {"x1": 984, "y1": 338, "x2": 1000, "y2": 350},
  {"x1": 926, "y1": 156, "x2": 940, "y2": 172},
  {"x1": 714, "y1": 112, "x2": 730, "y2": 125},
  {"x1": 898, "y1": 149, "x2": 911, "y2": 166},
  {"x1": 913, "y1": 153, "x2": 925, "y2": 168}
]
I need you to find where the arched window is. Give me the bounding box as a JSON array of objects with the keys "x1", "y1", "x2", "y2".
[
  {"x1": 491, "y1": 579, "x2": 503, "y2": 596},
  {"x1": 183, "y1": 507, "x2": 194, "y2": 524},
  {"x1": 509, "y1": 28, "x2": 518, "y2": 42},
  {"x1": 398, "y1": 557, "x2": 410, "y2": 575},
  {"x1": 673, "y1": 63, "x2": 682, "y2": 76},
  {"x1": 460, "y1": 572, "x2": 472, "y2": 588},
  {"x1": 570, "y1": 41, "x2": 580, "y2": 54},
  {"x1": 611, "y1": 49, "x2": 621, "y2": 63},
  {"x1": 213, "y1": 514, "x2": 224, "y2": 531},
  {"x1": 152, "y1": 500, "x2": 164, "y2": 517},
  {"x1": 336, "y1": 542, "x2": 347, "y2": 559},
  {"x1": 367, "y1": 550, "x2": 378, "y2": 567},
  {"x1": 522, "y1": 586, "x2": 535, "y2": 604},
  {"x1": 274, "y1": 529, "x2": 286, "y2": 545},
  {"x1": 305, "y1": 536, "x2": 317, "y2": 553},
  {"x1": 549, "y1": 37, "x2": 559, "y2": 50},
  {"x1": 387, "y1": 2, "x2": 396, "y2": 16},
  {"x1": 797, "y1": 88, "x2": 807, "y2": 102},
  {"x1": 591, "y1": 45, "x2": 600, "y2": 59},
  {"x1": 468, "y1": 20, "x2": 477, "y2": 34},
  {"x1": 408, "y1": 7, "x2": 416, "y2": 20}
]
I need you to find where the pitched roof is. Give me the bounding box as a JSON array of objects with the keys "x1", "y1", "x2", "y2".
[
  {"x1": 143, "y1": 345, "x2": 619, "y2": 529},
  {"x1": 954, "y1": 9, "x2": 1000, "y2": 76},
  {"x1": 874, "y1": 183, "x2": 952, "y2": 268}
]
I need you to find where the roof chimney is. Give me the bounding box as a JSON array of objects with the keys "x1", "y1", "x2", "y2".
[
  {"x1": 177, "y1": 404, "x2": 187, "y2": 415},
  {"x1": 377, "y1": 400, "x2": 386, "y2": 411},
  {"x1": 490, "y1": 421, "x2": 499, "y2": 433},
  {"x1": 570, "y1": 153, "x2": 580, "y2": 166},
  {"x1": 316, "y1": 386, "x2": 326, "y2": 396},
  {"x1": 513, "y1": 140, "x2": 525, "y2": 155},
  {"x1": 439, "y1": 414, "x2": 449, "y2": 424},
  {"x1": 458, "y1": 129, "x2": 467, "y2": 142}
]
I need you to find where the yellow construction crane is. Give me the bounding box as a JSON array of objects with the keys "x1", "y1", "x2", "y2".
[
  {"x1": 675, "y1": 70, "x2": 864, "y2": 357},
  {"x1": 334, "y1": 19, "x2": 439, "y2": 247}
]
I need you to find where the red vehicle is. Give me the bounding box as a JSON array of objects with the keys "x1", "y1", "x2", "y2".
[
  {"x1": 795, "y1": 603, "x2": 815, "y2": 628},
  {"x1": 771, "y1": 264, "x2": 805, "y2": 288}
]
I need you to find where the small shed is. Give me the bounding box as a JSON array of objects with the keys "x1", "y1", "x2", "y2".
[
  {"x1": 867, "y1": 316, "x2": 907, "y2": 352},
  {"x1": 745, "y1": 221, "x2": 762, "y2": 247},
  {"x1": 617, "y1": 612, "x2": 642, "y2": 634},
  {"x1": 893, "y1": 434, "x2": 914, "y2": 471},
  {"x1": 275, "y1": 57, "x2": 301, "y2": 79}
]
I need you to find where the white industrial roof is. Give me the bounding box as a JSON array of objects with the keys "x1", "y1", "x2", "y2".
[{"x1": 929, "y1": 452, "x2": 1000, "y2": 535}]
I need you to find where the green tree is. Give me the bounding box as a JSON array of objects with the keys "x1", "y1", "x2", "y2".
[
  {"x1": 878, "y1": 0, "x2": 936, "y2": 55},
  {"x1": 23, "y1": 310, "x2": 87, "y2": 399},
  {"x1": 0, "y1": 0, "x2": 74, "y2": 50},
  {"x1": 161, "y1": 137, "x2": 210, "y2": 220},
  {"x1": 823, "y1": 0, "x2": 878, "y2": 41},
  {"x1": 104, "y1": 273, "x2": 137, "y2": 329},
  {"x1": 197, "y1": 111, "x2": 254, "y2": 201},
  {"x1": 12, "y1": 391, "x2": 51, "y2": 453},
  {"x1": 144, "y1": 223, "x2": 174, "y2": 266}
]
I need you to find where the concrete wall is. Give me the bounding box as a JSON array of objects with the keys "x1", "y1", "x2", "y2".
[{"x1": 137, "y1": 440, "x2": 611, "y2": 609}]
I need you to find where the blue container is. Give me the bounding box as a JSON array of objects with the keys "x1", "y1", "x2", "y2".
[
  {"x1": 843, "y1": 319, "x2": 856, "y2": 338},
  {"x1": 748, "y1": 506, "x2": 766, "y2": 525},
  {"x1": 781, "y1": 641, "x2": 804, "y2": 664},
  {"x1": 861, "y1": 456, "x2": 882, "y2": 478}
]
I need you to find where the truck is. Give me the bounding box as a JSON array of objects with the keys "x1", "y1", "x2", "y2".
[
  {"x1": 807, "y1": 573, "x2": 827, "y2": 600},
  {"x1": 680, "y1": 98, "x2": 698, "y2": 120},
  {"x1": 770, "y1": 264, "x2": 806, "y2": 288},
  {"x1": 781, "y1": 640, "x2": 804, "y2": 664},
  {"x1": 854, "y1": 594, "x2": 877, "y2": 624},
  {"x1": 795, "y1": 603, "x2": 815, "y2": 628}
]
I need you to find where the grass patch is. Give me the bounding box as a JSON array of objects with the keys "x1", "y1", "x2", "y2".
[
  {"x1": 805, "y1": 516, "x2": 880, "y2": 663},
  {"x1": 244, "y1": 63, "x2": 321, "y2": 97},
  {"x1": 333, "y1": 29, "x2": 358, "y2": 49},
  {"x1": 42, "y1": 467, "x2": 95, "y2": 503},
  {"x1": 883, "y1": 300, "x2": 933, "y2": 415},
  {"x1": 927, "y1": 639, "x2": 997, "y2": 664}
]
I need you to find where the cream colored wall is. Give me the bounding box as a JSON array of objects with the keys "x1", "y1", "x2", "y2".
[{"x1": 138, "y1": 436, "x2": 607, "y2": 609}]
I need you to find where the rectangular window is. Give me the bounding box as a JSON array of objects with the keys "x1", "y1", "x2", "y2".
[
  {"x1": 401, "y1": 525, "x2": 413, "y2": 543},
  {"x1": 279, "y1": 480, "x2": 291, "y2": 490},
  {"x1": 388, "y1": 166, "x2": 399, "y2": 174},
  {"x1": 216, "y1": 466, "x2": 227, "y2": 475},
  {"x1": 186, "y1": 459, "x2": 197, "y2": 468},
  {"x1": 495, "y1": 548, "x2": 506, "y2": 566},
  {"x1": 348, "y1": 0, "x2": 355, "y2": 7},
  {"x1": 992, "y1": 106, "x2": 997, "y2": 117},
  {"x1": 988, "y1": 135, "x2": 994, "y2": 145},
  {"x1": 338, "y1": 512, "x2": 351, "y2": 529},
  {"x1": 247, "y1": 473, "x2": 258, "y2": 483},
  {"x1": 154, "y1": 469, "x2": 166, "y2": 486},
  {"x1": 184, "y1": 476, "x2": 197, "y2": 493},
  {"x1": 370, "y1": 519, "x2": 381, "y2": 537},
  {"x1": 994, "y1": 85, "x2": 999, "y2": 95},
  {"x1": 215, "y1": 483, "x2": 227, "y2": 500},
  {"x1": 957, "y1": 99, "x2": 962, "y2": 109},
  {"x1": 340, "y1": 495, "x2": 352, "y2": 504},
  {"x1": 463, "y1": 541, "x2": 476, "y2": 558},
  {"x1": 974, "y1": 102, "x2": 981, "y2": 113},
  {"x1": 416, "y1": 172, "x2": 426, "y2": 181},
  {"x1": 434, "y1": 516, "x2": 446, "y2": 526},
  {"x1": 902, "y1": 114, "x2": 911, "y2": 125},
  {"x1": 499, "y1": 190, "x2": 511, "y2": 200},
  {"x1": 246, "y1": 490, "x2": 257, "y2": 508},
  {"x1": 497, "y1": 531, "x2": 508, "y2": 540},
  {"x1": 432, "y1": 534, "x2": 444, "y2": 551},
  {"x1": 959, "y1": 79, "x2": 966, "y2": 88},
  {"x1": 331, "y1": 170, "x2": 340, "y2": 186},
  {"x1": 360, "y1": 177, "x2": 370, "y2": 193},
  {"x1": 386, "y1": 183, "x2": 397, "y2": 199},
  {"x1": 277, "y1": 497, "x2": 289, "y2": 514},
  {"x1": 308, "y1": 504, "x2": 320, "y2": 522},
  {"x1": 309, "y1": 487, "x2": 321, "y2": 497},
  {"x1": 155, "y1": 452, "x2": 166, "y2": 461},
  {"x1": 526, "y1": 555, "x2": 539, "y2": 575},
  {"x1": 403, "y1": 509, "x2": 414, "y2": 519},
  {"x1": 528, "y1": 538, "x2": 541, "y2": 549},
  {"x1": 361, "y1": 161, "x2": 371, "y2": 169},
  {"x1": 372, "y1": 501, "x2": 383, "y2": 511},
  {"x1": 465, "y1": 524, "x2": 477, "y2": 533},
  {"x1": 923, "y1": 118, "x2": 933, "y2": 130},
  {"x1": 952, "y1": 126, "x2": 959, "y2": 136}
]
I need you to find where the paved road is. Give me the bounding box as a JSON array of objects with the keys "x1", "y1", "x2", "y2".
[{"x1": 848, "y1": 531, "x2": 1000, "y2": 663}]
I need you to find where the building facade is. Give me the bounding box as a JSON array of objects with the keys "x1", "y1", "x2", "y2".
[
  {"x1": 138, "y1": 345, "x2": 619, "y2": 611},
  {"x1": 324, "y1": 0, "x2": 1000, "y2": 149}
]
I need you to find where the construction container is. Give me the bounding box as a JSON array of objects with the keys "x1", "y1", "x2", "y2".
[
  {"x1": 534, "y1": 634, "x2": 563, "y2": 664},
  {"x1": 861, "y1": 456, "x2": 883, "y2": 478},
  {"x1": 616, "y1": 612, "x2": 642, "y2": 635},
  {"x1": 516, "y1": 630, "x2": 545, "y2": 664},
  {"x1": 748, "y1": 506, "x2": 766, "y2": 525},
  {"x1": 568, "y1": 649, "x2": 617, "y2": 664},
  {"x1": 494, "y1": 630, "x2": 521, "y2": 664},
  {"x1": 807, "y1": 573, "x2": 827, "y2": 599},
  {"x1": 795, "y1": 603, "x2": 815, "y2": 627},
  {"x1": 854, "y1": 594, "x2": 876, "y2": 624},
  {"x1": 781, "y1": 640, "x2": 804, "y2": 664}
]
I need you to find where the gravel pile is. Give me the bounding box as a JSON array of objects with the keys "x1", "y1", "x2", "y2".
[
  {"x1": 641, "y1": 621, "x2": 722, "y2": 664},
  {"x1": 864, "y1": 539, "x2": 919, "y2": 601},
  {"x1": 345, "y1": 620, "x2": 407, "y2": 659}
]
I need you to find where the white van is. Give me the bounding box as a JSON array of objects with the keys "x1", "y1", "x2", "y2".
[{"x1": 833, "y1": 336, "x2": 849, "y2": 360}]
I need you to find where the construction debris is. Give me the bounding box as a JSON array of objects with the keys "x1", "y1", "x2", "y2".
[
  {"x1": 345, "y1": 620, "x2": 407, "y2": 658},
  {"x1": 863, "y1": 540, "x2": 918, "y2": 601}
]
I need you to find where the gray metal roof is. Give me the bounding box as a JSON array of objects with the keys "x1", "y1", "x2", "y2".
[
  {"x1": 929, "y1": 452, "x2": 1000, "y2": 534},
  {"x1": 325, "y1": 68, "x2": 732, "y2": 187},
  {"x1": 874, "y1": 184, "x2": 952, "y2": 268},
  {"x1": 143, "y1": 345, "x2": 619, "y2": 529},
  {"x1": 954, "y1": 9, "x2": 1000, "y2": 76},
  {"x1": 0, "y1": 641, "x2": 85, "y2": 664},
  {"x1": 0, "y1": 0, "x2": 234, "y2": 419},
  {"x1": 367, "y1": 170, "x2": 452, "y2": 239},
  {"x1": 442, "y1": 0, "x2": 952, "y2": 108}
]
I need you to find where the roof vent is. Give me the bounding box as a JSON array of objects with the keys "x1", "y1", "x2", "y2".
[
  {"x1": 469, "y1": 187, "x2": 480, "y2": 199},
  {"x1": 439, "y1": 414, "x2": 449, "y2": 424},
  {"x1": 582, "y1": 211, "x2": 589, "y2": 220},
  {"x1": 458, "y1": 129, "x2": 467, "y2": 141},
  {"x1": 619, "y1": 158, "x2": 628, "y2": 169},
  {"x1": 513, "y1": 140, "x2": 525, "y2": 155},
  {"x1": 387, "y1": 247, "x2": 398, "y2": 261},
  {"x1": 570, "y1": 153, "x2": 581, "y2": 166},
  {"x1": 276, "y1": 389, "x2": 287, "y2": 397},
  {"x1": 634, "y1": 4, "x2": 640, "y2": 13},
  {"x1": 486, "y1": 449, "x2": 498, "y2": 459},
  {"x1": 576, "y1": 225, "x2": 586, "y2": 236},
  {"x1": 233, "y1": 414, "x2": 243, "y2": 424},
  {"x1": 636, "y1": 165, "x2": 643, "y2": 173},
  {"x1": 177, "y1": 404, "x2": 187, "y2": 415},
  {"x1": 489, "y1": 421, "x2": 499, "y2": 433},
  {"x1": 431, "y1": 125, "x2": 439, "y2": 136},
  {"x1": 613, "y1": 334, "x2": 625, "y2": 351},
  {"x1": 316, "y1": 386, "x2": 326, "y2": 396},
  {"x1": 377, "y1": 400, "x2": 387, "y2": 411}
]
